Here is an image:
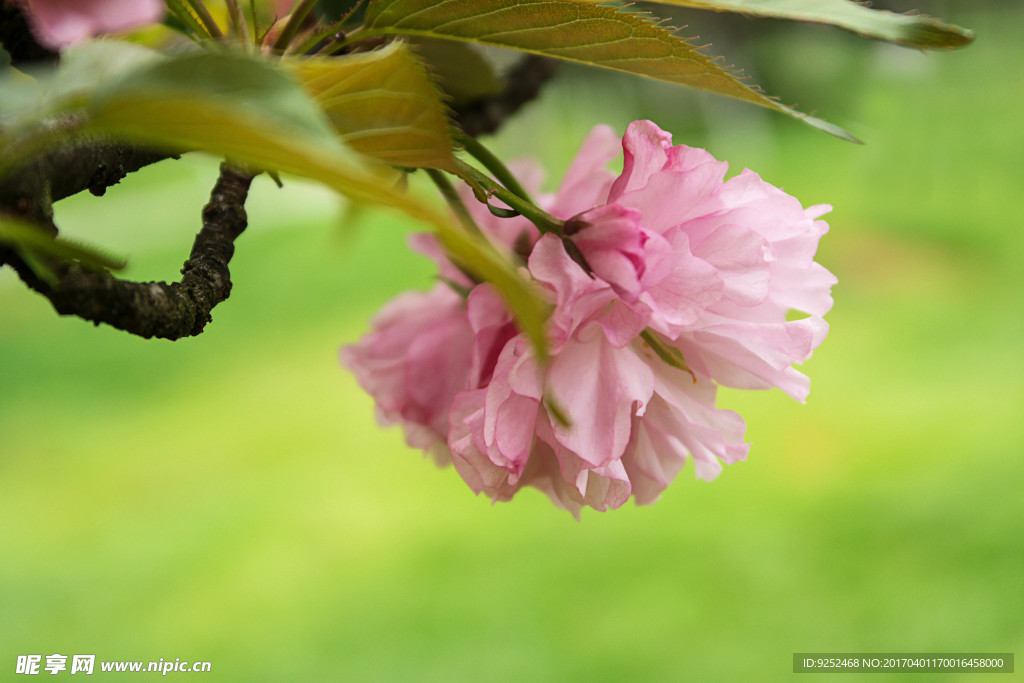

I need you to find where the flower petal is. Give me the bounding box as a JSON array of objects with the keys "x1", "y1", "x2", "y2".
[
  {"x1": 22, "y1": 0, "x2": 164, "y2": 48},
  {"x1": 608, "y1": 120, "x2": 673, "y2": 200}
]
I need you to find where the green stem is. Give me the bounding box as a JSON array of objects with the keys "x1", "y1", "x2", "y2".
[
  {"x1": 165, "y1": 0, "x2": 211, "y2": 40},
  {"x1": 458, "y1": 134, "x2": 537, "y2": 205},
  {"x1": 224, "y1": 0, "x2": 249, "y2": 41},
  {"x1": 426, "y1": 169, "x2": 491, "y2": 289},
  {"x1": 455, "y1": 160, "x2": 564, "y2": 236},
  {"x1": 287, "y1": 25, "x2": 332, "y2": 56},
  {"x1": 183, "y1": 0, "x2": 223, "y2": 39},
  {"x1": 320, "y1": 19, "x2": 388, "y2": 56},
  {"x1": 300, "y1": 0, "x2": 367, "y2": 55},
  {"x1": 316, "y1": 36, "x2": 343, "y2": 56},
  {"x1": 271, "y1": 0, "x2": 319, "y2": 53},
  {"x1": 248, "y1": 0, "x2": 258, "y2": 41},
  {"x1": 322, "y1": 25, "x2": 364, "y2": 54},
  {"x1": 426, "y1": 169, "x2": 483, "y2": 237}
]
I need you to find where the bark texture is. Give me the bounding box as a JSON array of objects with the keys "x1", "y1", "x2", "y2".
[{"x1": 5, "y1": 165, "x2": 254, "y2": 339}]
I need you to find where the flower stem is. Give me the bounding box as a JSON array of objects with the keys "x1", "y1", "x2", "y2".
[
  {"x1": 183, "y1": 0, "x2": 223, "y2": 39},
  {"x1": 321, "y1": 24, "x2": 364, "y2": 54},
  {"x1": 426, "y1": 169, "x2": 490, "y2": 288},
  {"x1": 458, "y1": 134, "x2": 536, "y2": 205},
  {"x1": 454, "y1": 160, "x2": 564, "y2": 237},
  {"x1": 271, "y1": 0, "x2": 320, "y2": 53},
  {"x1": 298, "y1": 0, "x2": 367, "y2": 55},
  {"x1": 224, "y1": 0, "x2": 250, "y2": 42},
  {"x1": 165, "y1": 0, "x2": 212, "y2": 40},
  {"x1": 287, "y1": 24, "x2": 335, "y2": 56},
  {"x1": 426, "y1": 169, "x2": 483, "y2": 238}
]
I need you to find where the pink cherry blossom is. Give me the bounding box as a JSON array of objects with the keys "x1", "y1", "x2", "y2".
[
  {"x1": 344, "y1": 120, "x2": 835, "y2": 515},
  {"x1": 342, "y1": 245, "x2": 516, "y2": 462},
  {"x1": 446, "y1": 234, "x2": 749, "y2": 515},
  {"x1": 342, "y1": 282, "x2": 478, "y2": 459},
  {"x1": 11, "y1": 0, "x2": 164, "y2": 49}
]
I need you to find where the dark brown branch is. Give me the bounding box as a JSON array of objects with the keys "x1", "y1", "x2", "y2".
[
  {"x1": 6, "y1": 164, "x2": 254, "y2": 340},
  {"x1": 0, "y1": 37, "x2": 557, "y2": 340},
  {"x1": 0, "y1": 55, "x2": 554, "y2": 219},
  {"x1": 0, "y1": 140, "x2": 177, "y2": 226},
  {"x1": 454, "y1": 55, "x2": 558, "y2": 138},
  {"x1": 2, "y1": 6, "x2": 174, "y2": 214}
]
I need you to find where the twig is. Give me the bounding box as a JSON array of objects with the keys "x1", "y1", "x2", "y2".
[
  {"x1": 454, "y1": 55, "x2": 558, "y2": 138},
  {"x1": 0, "y1": 141, "x2": 177, "y2": 226},
  {"x1": 5, "y1": 164, "x2": 254, "y2": 340}
]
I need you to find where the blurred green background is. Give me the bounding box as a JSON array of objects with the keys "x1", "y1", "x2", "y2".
[{"x1": 2, "y1": 3, "x2": 1022, "y2": 680}]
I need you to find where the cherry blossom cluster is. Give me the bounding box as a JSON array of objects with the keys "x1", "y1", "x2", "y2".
[{"x1": 344, "y1": 120, "x2": 836, "y2": 515}]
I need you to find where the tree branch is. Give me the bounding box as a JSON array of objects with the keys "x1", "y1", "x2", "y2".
[
  {"x1": 454, "y1": 55, "x2": 558, "y2": 138},
  {"x1": 0, "y1": 140, "x2": 177, "y2": 226},
  {"x1": 6, "y1": 164, "x2": 254, "y2": 340},
  {"x1": 0, "y1": 33, "x2": 558, "y2": 340}
]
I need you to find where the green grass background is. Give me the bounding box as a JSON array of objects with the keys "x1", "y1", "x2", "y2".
[{"x1": 2, "y1": 5, "x2": 1022, "y2": 680}]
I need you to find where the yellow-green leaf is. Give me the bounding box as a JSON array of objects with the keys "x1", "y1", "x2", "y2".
[
  {"x1": 84, "y1": 52, "x2": 406, "y2": 209},
  {"x1": 83, "y1": 51, "x2": 547, "y2": 355},
  {"x1": 357, "y1": 0, "x2": 857, "y2": 141},
  {"x1": 644, "y1": 0, "x2": 973, "y2": 49},
  {"x1": 0, "y1": 42, "x2": 162, "y2": 178},
  {"x1": 288, "y1": 42, "x2": 459, "y2": 171},
  {"x1": 437, "y1": 227, "x2": 552, "y2": 361},
  {"x1": 3, "y1": 50, "x2": 549, "y2": 359}
]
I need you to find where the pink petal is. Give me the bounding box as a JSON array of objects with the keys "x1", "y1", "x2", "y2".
[
  {"x1": 568, "y1": 203, "x2": 645, "y2": 297},
  {"x1": 342, "y1": 283, "x2": 473, "y2": 447},
  {"x1": 527, "y1": 234, "x2": 648, "y2": 348},
  {"x1": 682, "y1": 317, "x2": 829, "y2": 400},
  {"x1": 465, "y1": 285, "x2": 517, "y2": 388},
  {"x1": 690, "y1": 224, "x2": 771, "y2": 306},
  {"x1": 550, "y1": 124, "x2": 621, "y2": 217},
  {"x1": 616, "y1": 164, "x2": 729, "y2": 233},
  {"x1": 637, "y1": 229, "x2": 721, "y2": 333},
  {"x1": 545, "y1": 335, "x2": 654, "y2": 467},
  {"x1": 449, "y1": 390, "x2": 519, "y2": 492},
  {"x1": 608, "y1": 120, "x2": 673, "y2": 200},
  {"x1": 23, "y1": 0, "x2": 164, "y2": 48}
]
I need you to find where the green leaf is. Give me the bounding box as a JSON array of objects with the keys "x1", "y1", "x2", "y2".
[
  {"x1": 644, "y1": 0, "x2": 973, "y2": 49},
  {"x1": 2, "y1": 49, "x2": 550, "y2": 360},
  {"x1": 357, "y1": 0, "x2": 857, "y2": 141},
  {"x1": 83, "y1": 52, "x2": 548, "y2": 351},
  {"x1": 0, "y1": 216, "x2": 127, "y2": 285},
  {"x1": 2, "y1": 42, "x2": 161, "y2": 120},
  {"x1": 0, "y1": 43, "x2": 158, "y2": 133},
  {"x1": 82, "y1": 51, "x2": 404, "y2": 206},
  {"x1": 640, "y1": 330, "x2": 695, "y2": 382},
  {"x1": 439, "y1": 227, "x2": 552, "y2": 361},
  {"x1": 0, "y1": 42, "x2": 163, "y2": 177},
  {"x1": 410, "y1": 38, "x2": 503, "y2": 106},
  {"x1": 286, "y1": 42, "x2": 458, "y2": 171}
]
